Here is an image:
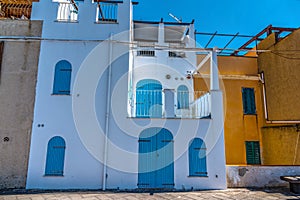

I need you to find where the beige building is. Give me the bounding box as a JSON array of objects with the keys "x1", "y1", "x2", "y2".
[{"x1": 0, "y1": 19, "x2": 42, "y2": 188}]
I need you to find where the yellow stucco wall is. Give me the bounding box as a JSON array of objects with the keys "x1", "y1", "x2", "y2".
[
  {"x1": 261, "y1": 126, "x2": 300, "y2": 165},
  {"x1": 195, "y1": 55, "x2": 264, "y2": 165},
  {"x1": 258, "y1": 30, "x2": 300, "y2": 121},
  {"x1": 256, "y1": 29, "x2": 300, "y2": 165}
]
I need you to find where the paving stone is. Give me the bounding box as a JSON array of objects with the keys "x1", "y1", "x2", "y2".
[{"x1": 1, "y1": 188, "x2": 300, "y2": 200}]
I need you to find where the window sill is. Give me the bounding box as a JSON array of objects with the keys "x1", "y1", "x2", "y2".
[
  {"x1": 44, "y1": 175, "x2": 64, "y2": 177},
  {"x1": 243, "y1": 113, "x2": 257, "y2": 116},
  {"x1": 54, "y1": 20, "x2": 79, "y2": 23},
  {"x1": 51, "y1": 94, "x2": 71, "y2": 96},
  {"x1": 188, "y1": 175, "x2": 209, "y2": 178},
  {"x1": 95, "y1": 21, "x2": 118, "y2": 24}
]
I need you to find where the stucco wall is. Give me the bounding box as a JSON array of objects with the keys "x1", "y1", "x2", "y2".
[
  {"x1": 258, "y1": 30, "x2": 300, "y2": 121},
  {"x1": 0, "y1": 20, "x2": 42, "y2": 189},
  {"x1": 227, "y1": 165, "x2": 300, "y2": 188},
  {"x1": 261, "y1": 126, "x2": 300, "y2": 165}
]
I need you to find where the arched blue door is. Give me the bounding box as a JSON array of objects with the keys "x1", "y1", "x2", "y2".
[
  {"x1": 177, "y1": 85, "x2": 189, "y2": 109},
  {"x1": 45, "y1": 136, "x2": 66, "y2": 176},
  {"x1": 138, "y1": 128, "x2": 174, "y2": 188},
  {"x1": 136, "y1": 79, "x2": 162, "y2": 118}
]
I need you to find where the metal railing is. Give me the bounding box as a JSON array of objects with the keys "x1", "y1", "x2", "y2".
[
  {"x1": 191, "y1": 92, "x2": 211, "y2": 118},
  {"x1": 57, "y1": 2, "x2": 78, "y2": 22},
  {"x1": 97, "y1": 2, "x2": 118, "y2": 23},
  {"x1": 129, "y1": 90, "x2": 211, "y2": 119}
]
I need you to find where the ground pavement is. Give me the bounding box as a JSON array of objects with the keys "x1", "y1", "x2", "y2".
[{"x1": 1, "y1": 188, "x2": 300, "y2": 200}]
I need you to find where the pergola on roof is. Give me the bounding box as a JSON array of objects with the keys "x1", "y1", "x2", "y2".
[{"x1": 0, "y1": 0, "x2": 38, "y2": 19}]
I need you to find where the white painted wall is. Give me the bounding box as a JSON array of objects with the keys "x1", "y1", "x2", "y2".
[{"x1": 27, "y1": 0, "x2": 226, "y2": 190}]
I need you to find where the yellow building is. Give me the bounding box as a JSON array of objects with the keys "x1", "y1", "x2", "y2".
[
  {"x1": 195, "y1": 26, "x2": 300, "y2": 166},
  {"x1": 257, "y1": 28, "x2": 300, "y2": 165},
  {"x1": 194, "y1": 55, "x2": 264, "y2": 165}
]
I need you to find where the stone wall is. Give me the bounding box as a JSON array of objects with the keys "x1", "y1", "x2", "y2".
[
  {"x1": 227, "y1": 166, "x2": 300, "y2": 188},
  {"x1": 0, "y1": 20, "x2": 42, "y2": 189}
]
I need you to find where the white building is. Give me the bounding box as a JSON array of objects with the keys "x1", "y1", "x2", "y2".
[{"x1": 26, "y1": 0, "x2": 226, "y2": 190}]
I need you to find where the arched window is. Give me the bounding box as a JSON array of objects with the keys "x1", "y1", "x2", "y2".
[
  {"x1": 136, "y1": 79, "x2": 162, "y2": 118},
  {"x1": 177, "y1": 85, "x2": 189, "y2": 109},
  {"x1": 45, "y1": 136, "x2": 66, "y2": 176},
  {"x1": 53, "y1": 60, "x2": 72, "y2": 95},
  {"x1": 189, "y1": 138, "x2": 207, "y2": 177}
]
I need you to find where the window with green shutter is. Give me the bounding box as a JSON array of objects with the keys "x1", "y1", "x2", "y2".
[
  {"x1": 242, "y1": 88, "x2": 256, "y2": 114},
  {"x1": 245, "y1": 141, "x2": 261, "y2": 165}
]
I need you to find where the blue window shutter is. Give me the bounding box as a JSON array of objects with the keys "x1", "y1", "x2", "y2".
[
  {"x1": 45, "y1": 136, "x2": 66, "y2": 176},
  {"x1": 177, "y1": 85, "x2": 189, "y2": 109},
  {"x1": 189, "y1": 138, "x2": 207, "y2": 176},
  {"x1": 53, "y1": 60, "x2": 72, "y2": 95},
  {"x1": 242, "y1": 88, "x2": 256, "y2": 114}
]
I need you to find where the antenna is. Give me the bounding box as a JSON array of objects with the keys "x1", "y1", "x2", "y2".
[{"x1": 169, "y1": 13, "x2": 182, "y2": 23}]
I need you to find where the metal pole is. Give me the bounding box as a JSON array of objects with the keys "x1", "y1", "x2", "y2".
[{"x1": 102, "y1": 33, "x2": 113, "y2": 190}]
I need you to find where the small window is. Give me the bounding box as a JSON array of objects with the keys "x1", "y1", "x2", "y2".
[
  {"x1": 45, "y1": 136, "x2": 66, "y2": 176},
  {"x1": 189, "y1": 138, "x2": 207, "y2": 177},
  {"x1": 245, "y1": 141, "x2": 261, "y2": 165},
  {"x1": 137, "y1": 50, "x2": 155, "y2": 57},
  {"x1": 169, "y1": 51, "x2": 185, "y2": 58},
  {"x1": 53, "y1": 60, "x2": 72, "y2": 95},
  {"x1": 96, "y1": 2, "x2": 118, "y2": 23},
  {"x1": 242, "y1": 88, "x2": 256, "y2": 114}
]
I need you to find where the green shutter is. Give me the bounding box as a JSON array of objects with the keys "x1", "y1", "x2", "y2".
[
  {"x1": 242, "y1": 88, "x2": 256, "y2": 114},
  {"x1": 246, "y1": 141, "x2": 261, "y2": 165}
]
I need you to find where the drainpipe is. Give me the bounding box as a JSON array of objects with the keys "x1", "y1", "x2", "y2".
[
  {"x1": 260, "y1": 72, "x2": 300, "y2": 124},
  {"x1": 103, "y1": 33, "x2": 113, "y2": 190}
]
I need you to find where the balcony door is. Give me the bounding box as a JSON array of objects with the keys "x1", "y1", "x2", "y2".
[{"x1": 136, "y1": 79, "x2": 162, "y2": 118}]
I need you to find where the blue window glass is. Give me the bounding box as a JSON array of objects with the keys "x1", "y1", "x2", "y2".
[
  {"x1": 53, "y1": 60, "x2": 72, "y2": 95},
  {"x1": 177, "y1": 85, "x2": 189, "y2": 109},
  {"x1": 189, "y1": 138, "x2": 207, "y2": 177},
  {"x1": 45, "y1": 136, "x2": 66, "y2": 176}
]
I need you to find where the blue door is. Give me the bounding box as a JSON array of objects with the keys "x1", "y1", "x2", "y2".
[
  {"x1": 45, "y1": 136, "x2": 66, "y2": 176},
  {"x1": 177, "y1": 85, "x2": 189, "y2": 109},
  {"x1": 138, "y1": 128, "x2": 174, "y2": 189},
  {"x1": 136, "y1": 80, "x2": 162, "y2": 118}
]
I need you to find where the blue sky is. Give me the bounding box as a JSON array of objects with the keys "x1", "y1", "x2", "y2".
[{"x1": 133, "y1": 0, "x2": 300, "y2": 49}]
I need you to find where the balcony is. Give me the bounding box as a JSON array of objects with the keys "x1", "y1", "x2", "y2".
[
  {"x1": 128, "y1": 90, "x2": 211, "y2": 119},
  {"x1": 96, "y1": 2, "x2": 118, "y2": 23},
  {"x1": 57, "y1": 2, "x2": 78, "y2": 22}
]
